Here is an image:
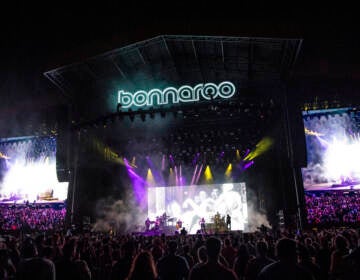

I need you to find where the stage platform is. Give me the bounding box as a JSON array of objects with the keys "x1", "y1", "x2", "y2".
[
  {"x1": 132, "y1": 226, "x2": 236, "y2": 237},
  {"x1": 305, "y1": 182, "x2": 360, "y2": 191},
  {"x1": 0, "y1": 199, "x2": 65, "y2": 207}
]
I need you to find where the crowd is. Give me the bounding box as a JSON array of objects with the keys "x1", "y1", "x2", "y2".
[
  {"x1": 306, "y1": 192, "x2": 360, "y2": 226},
  {"x1": 0, "y1": 204, "x2": 66, "y2": 233},
  {"x1": 0, "y1": 225, "x2": 359, "y2": 279}
]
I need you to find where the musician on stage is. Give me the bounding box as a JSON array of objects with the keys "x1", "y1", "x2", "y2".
[
  {"x1": 176, "y1": 219, "x2": 183, "y2": 231},
  {"x1": 161, "y1": 212, "x2": 169, "y2": 227},
  {"x1": 226, "y1": 214, "x2": 231, "y2": 231},
  {"x1": 145, "y1": 217, "x2": 151, "y2": 231},
  {"x1": 200, "y1": 217, "x2": 206, "y2": 233}
]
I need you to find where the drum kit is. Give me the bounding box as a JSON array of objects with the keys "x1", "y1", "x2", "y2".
[{"x1": 146, "y1": 215, "x2": 181, "y2": 232}]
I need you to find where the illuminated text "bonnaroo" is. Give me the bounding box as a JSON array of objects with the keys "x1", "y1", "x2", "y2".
[{"x1": 117, "y1": 81, "x2": 236, "y2": 109}]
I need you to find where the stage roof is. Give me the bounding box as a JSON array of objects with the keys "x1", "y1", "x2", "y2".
[{"x1": 44, "y1": 35, "x2": 302, "y2": 118}]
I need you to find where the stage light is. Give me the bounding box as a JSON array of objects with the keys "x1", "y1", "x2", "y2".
[
  {"x1": 236, "y1": 149, "x2": 241, "y2": 161},
  {"x1": 161, "y1": 154, "x2": 165, "y2": 171},
  {"x1": 146, "y1": 168, "x2": 155, "y2": 187},
  {"x1": 131, "y1": 156, "x2": 136, "y2": 166},
  {"x1": 168, "y1": 167, "x2": 176, "y2": 186},
  {"x1": 225, "y1": 163, "x2": 232, "y2": 177},
  {"x1": 204, "y1": 165, "x2": 213, "y2": 182},
  {"x1": 244, "y1": 137, "x2": 273, "y2": 161},
  {"x1": 243, "y1": 160, "x2": 254, "y2": 170}
]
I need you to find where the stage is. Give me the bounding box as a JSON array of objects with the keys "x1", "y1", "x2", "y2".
[
  {"x1": 304, "y1": 182, "x2": 360, "y2": 191},
  {"x1": 132, "y1": 227, "x2": 238, "y2": 237}
]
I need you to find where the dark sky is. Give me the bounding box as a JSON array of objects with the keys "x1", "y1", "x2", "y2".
[{"x1": 1, "y1": 3, "x2": 359, "y2": 119}]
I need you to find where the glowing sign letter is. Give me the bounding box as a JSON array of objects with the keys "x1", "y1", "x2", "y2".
[
  {"x1": 118, "y1": 90, "x2": 133, "y2": 109},
  {"x1": 117, "y1": 81, "x2": 236, "y2": 109}
]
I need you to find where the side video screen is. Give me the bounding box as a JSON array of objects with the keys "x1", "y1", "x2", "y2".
[{"x1": 0, "y1": 137, "x2": 68, "y2": 204}]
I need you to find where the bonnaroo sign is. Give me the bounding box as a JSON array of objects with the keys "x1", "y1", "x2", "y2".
[{"x1": 117, "y1": 81, "x2": 236, "y2": 109}]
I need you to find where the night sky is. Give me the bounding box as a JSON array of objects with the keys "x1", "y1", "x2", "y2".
[{"x1": 1, "y1": 3, "x2": 359, "y2": 134}]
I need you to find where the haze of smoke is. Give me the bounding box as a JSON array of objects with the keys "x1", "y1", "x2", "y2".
[
  {"x1": 246, "y1": 201, "x2": 271, "y2": 232},
  {"x1": 245, "y1": 189, "x2": 271, "y2": 232},
  {"x1": 93, "y1": 190, "x2": 147, "y2": 234}
]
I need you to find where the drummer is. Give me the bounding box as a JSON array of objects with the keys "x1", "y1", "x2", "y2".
[{"x1": 161, "y1": 212, "x2": 168, "y2": 226}]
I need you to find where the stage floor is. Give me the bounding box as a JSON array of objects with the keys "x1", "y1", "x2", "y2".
[
  {"x1": 0, "y1": 199, "x2": 65, "y2": 205},
  {"x1": 304, "y1": 182, "x2": 360, "y2": 191}
]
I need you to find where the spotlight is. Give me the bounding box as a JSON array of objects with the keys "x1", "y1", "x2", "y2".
[
  {"x1": 225, "y1": 163, "x2": 232, "y2": 177},
  {"x1": 204, "y1": 165, "x2": 213, "y2": 182},
  {"x1": 146, "y1": 168, "x2": 155, "y2": 187}
]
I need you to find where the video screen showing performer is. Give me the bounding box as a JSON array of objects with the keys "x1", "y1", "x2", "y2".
[
  {"x1": 302, "y1": 107, "x2": 360, "y2": 191},
  {"x1": 0, "y1": 136, "x2": 69, "y2": 204},
  {"x1": 147, "y1": 183, "x2": 247, "y2": 234}
]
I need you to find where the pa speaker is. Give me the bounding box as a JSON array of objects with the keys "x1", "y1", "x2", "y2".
[
  {"x1": 56, "y1": 105, "x2": 71, "y2": 182},
  {"x1": 288, "y1": 99, "x2": 307, "y2": 167}
]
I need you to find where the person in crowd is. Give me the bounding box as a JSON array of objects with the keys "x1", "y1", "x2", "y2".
[
  {"x1": 195, "y1": 246, "x2": 207, "y2": 264},
  {"x1": 157, "y1": 240, "x2": 189, "y2": 280},
  {"x1": 0, "y1": 248, "x2": 16, "y2": 279},
  {"x1": 329, "y1": 234, "x2": 349, "y2": 279},
  {"x1": 55, "y1": 239, "x2": 79, "y2": 280},
  {"x1": 257, "y1": 238, "x2": 313, "y2": 280},
  {"x1": 316, "y1": 235, "x2": 331, "y2": 279},
  {"x1": 111, "y1": 240, "x2": 135, "y2": 280},
  {"x1": 181, "y1": 244, "x2": 194, "y2": 269},
  {"x1": 17, "y1": 238, "x2": 55, "y2": 280},
  {"x1": 297, "y1": 244, "x2": 322, "y2": 280},
  {"x1": 189, "y1": 237, "x2": 238, "y2": 280},
  {"x1": 221, "y1": 238, "x2": 237, "y2": 268},
  {"x1": 127, "y1": 251, "x2": 158, "y2": 280},
  {"x1": 245, "y1": 241, "x2": 274, "y2": 280},
  {"x1": 233, "y1": 244, "x2": 250, "y2": 279}
]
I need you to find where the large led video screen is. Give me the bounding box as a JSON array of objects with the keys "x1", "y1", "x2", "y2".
[
  {"x1": 148, "y1": 183, "x2": 247, "y2": 234},
  {"x1": 301, "y1": 107, "x2": 360, "y2": 191},
  {"x1": 0, "y1": 136, "x2": 68, "y2": 204}
]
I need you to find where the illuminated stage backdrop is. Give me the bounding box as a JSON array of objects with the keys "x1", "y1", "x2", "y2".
[
  {"x1": 148, "y1": 183, "x2": 247, "y2": 234},
  {"x1": 301, "y1": 107, "x2": 360, "y2": 191},
  {"x1": 0, "y1": 137, "x2": 68, "y2": 204}
]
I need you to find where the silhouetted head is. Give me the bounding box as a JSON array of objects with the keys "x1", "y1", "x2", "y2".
[
  {"x1": 21, "y1": 238, "x2": 37, "y2": 258},
  {"x1": 256, "y1": 241, "x2": 268, "y2": 257},
  {"x1": 206, "y1": 237, "x2": 221, "y2": 261},
  {"x1": 276, "y1": 238, "x2": 297, "y2": 262},
  {"x1": 297, "y1": 244, "x2": 310, "y2": 261},
  {"x1": 224, "y1": 238, "x2": 231, "y2": 247},
  {"x1": 334, "y1": 235, "x2": 348, "y2": 251},
  {"x1": 197, "y1": 246, "x2": 207, "y2": 262},
  {"x1": 128, "y1": 251, "x2": 157, "y2": 280},
  {"x1": 167, "y1": 240, "x2": 178, "y2": 254},
  {"x1": 122, "y1": 241, "x2": 135, "y2": 257}
]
